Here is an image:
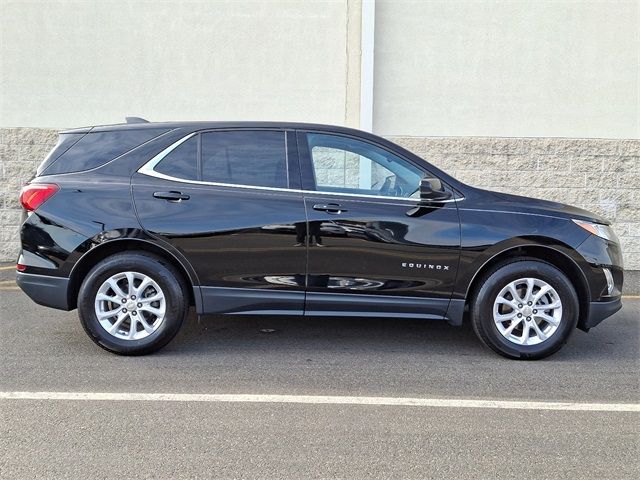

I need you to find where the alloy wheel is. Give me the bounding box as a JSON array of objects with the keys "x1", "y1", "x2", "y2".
[
  {"x1": 492, "y1": 277, "x2": 563, "y2": 346},
  {"x1": 94, "y1": 271, "x2": 166, "y2": 340}
]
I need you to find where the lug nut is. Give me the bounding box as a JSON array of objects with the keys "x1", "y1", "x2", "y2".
[
  {"x1": 122, "y1": 308, "x2": 127, "y2": 313},
  {"x1": 132, "y1": 311, "x2": 137, "y2": 316},
  {"x1": 518, "y1": 304, "x2": 523, "y2": 308},
  {"x1": 527, "y1": 316, "x2": 531, "y2": 321},
  {"x1": 121, "y1": 298, "x2": 126, "y2": 303},
  {"x1": 533, "y1": 309, "x2": 538, "y2": 314},
  {"x1": 137, "y1": 303, "x2": 142, "y2": 308},
  {"x1": 131, "y1": 295, "x2": 136, "y2": 300},
  {"x1": 517, "y1": 313, "x2": 522, "y2": 318},
  {"x1": 528, "y1": 301, "x2": 532, "y2": 306}
]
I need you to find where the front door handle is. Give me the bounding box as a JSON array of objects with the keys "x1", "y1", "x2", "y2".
[
  {"x1": 313, "y1": 203, "x2": 347, "y2": 214},
  {"x1": 153, "y1": 191, "x2": 190, "y2": 202}
]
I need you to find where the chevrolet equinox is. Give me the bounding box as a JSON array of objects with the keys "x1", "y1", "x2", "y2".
[{"x1": 16, "y1": 120, "x2": 624, "y2": 358}]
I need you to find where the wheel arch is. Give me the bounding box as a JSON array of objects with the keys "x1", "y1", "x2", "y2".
[
  {"x1": 67, "y1": 238, "x2": 199, "y2": 310},
  {"x1": 464, "y1": 243, "x2": 591, "y2": 330}
]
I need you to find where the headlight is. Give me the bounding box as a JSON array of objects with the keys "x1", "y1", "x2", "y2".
[{"x1": 572, "y1": 219, "x2": 619, "y2": 243}]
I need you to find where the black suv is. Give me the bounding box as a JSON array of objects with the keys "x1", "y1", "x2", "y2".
[{"x1": 16, "y1": 120, "x2": 623, "y2": 359}]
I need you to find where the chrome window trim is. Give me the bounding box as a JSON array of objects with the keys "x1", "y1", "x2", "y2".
[
  {"x1": 138, "y1": 132, "x2": 198, "y2": 178},
  {"x1": 137, "y1": 132, "x2": 464, "y2": 204}
]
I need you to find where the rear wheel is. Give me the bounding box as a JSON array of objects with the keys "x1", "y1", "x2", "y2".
[
  {"x1": 78, "y1": 252, "x2": 188, "y2": 355},
  {"x1": 470, "y1": 259, "x2": 579, "y2": 359}
]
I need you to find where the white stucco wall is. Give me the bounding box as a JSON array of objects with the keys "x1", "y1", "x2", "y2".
[
  {"x1": 0, "y1": 0, "x2": 362, "y2": 128},
  {"x1": 374, "y1": 0, "x2": 639, "y2": 138},
  {"x1": 1, "y1": 0, "x2": 638, "y2": 138}
]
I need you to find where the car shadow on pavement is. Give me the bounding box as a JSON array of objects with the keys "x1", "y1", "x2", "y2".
[{"x1": 159, "y1": 308, "x2": 636, "y2": 362}]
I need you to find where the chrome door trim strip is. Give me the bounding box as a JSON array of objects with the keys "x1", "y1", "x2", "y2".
[{"x1": 137, "y1": 132, "x2": 464, "y2": 204}]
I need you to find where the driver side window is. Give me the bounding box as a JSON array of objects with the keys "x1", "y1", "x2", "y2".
[{"x1": 307, "y1": 133, "x2": 422, "y2": 198}]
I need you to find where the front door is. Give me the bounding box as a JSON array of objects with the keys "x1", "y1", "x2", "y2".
[
  {"x1": 297, "y1": 131, "x2": 461, "y2": 320},
  {"x1": 132, "y1": 129, "x2": 307, "y2": 314}
]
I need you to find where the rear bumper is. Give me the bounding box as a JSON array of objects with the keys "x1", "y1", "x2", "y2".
[
  {"x1": 582, "y1": 297, "x2": 623, "y2": 330},
  {"x1": 16, "y1": 272, "x2": 71, "y2": 311}
]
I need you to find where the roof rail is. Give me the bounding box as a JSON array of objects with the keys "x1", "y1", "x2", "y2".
[{"x1": 125, "y1": 117, "x2": 149, "y2": 124}]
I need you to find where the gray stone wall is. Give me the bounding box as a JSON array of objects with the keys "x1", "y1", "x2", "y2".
[
  {"x1": 1, "y1": 128, "x2": 59, "y2": 260},
  {"x1": 1, "y1": 128, "x2": 638, "y2": 271}
]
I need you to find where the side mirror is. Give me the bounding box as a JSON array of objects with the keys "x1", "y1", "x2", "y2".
[{"x1": 419, "y1": 177, "x2": 452, "y2": 203}]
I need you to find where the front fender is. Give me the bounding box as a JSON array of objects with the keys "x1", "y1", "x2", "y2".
[{"x1": 454, "y1": 236, "x2": 590, "y2": 300}]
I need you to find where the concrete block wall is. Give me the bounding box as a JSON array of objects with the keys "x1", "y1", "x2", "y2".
[
  {"x1": 0, "y1": 129, "x2": 59, "y2": 260},
  {"x1": 1, "y1": 128, "x2": 638, "y2": 272}
]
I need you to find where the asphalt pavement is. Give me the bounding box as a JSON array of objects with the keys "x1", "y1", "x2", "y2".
[{"x1": 0, "y1": 265, "x2": 638, "y2": 478}]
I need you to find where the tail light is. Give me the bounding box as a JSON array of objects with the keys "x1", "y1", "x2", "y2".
[{"x1": 19, "y1": 183, "x2": 59, "y2": 212}]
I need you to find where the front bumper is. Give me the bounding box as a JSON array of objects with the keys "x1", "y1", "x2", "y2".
[
  {"x1": 574, "y1": 233, "x2": 624, "y2": 332},
  {"x1": 582, "y1": 297, "x2": 623, "y2": 331},
  {"x1": 16, "y1": 272, "x2": 71, "y2": 311}
]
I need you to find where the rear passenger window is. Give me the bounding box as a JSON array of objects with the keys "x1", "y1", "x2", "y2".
[
  {"x1": 201, "y1": 131, "x2": 287, "y2": 188},
  {"x1": 154, "y1": 136, "x2": 198, "y2": 180}
]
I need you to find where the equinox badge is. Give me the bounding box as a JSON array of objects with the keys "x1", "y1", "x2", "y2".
[{"x1": 402, "y1": 262, "x2": 450, "y2": 270}]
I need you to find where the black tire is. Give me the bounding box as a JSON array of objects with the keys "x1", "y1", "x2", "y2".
[
  {"x1": 470, "y1": 259, "x2": 579, "y2": 360},
  {"x1": 78, "y1": 251, "x2": 189, "y2": 355}
]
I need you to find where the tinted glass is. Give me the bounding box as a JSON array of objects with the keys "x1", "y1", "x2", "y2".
[
  {"x1": 307, "y1": 133, "x2": 422, "y2": 198},
  {"x1": 43, "y1": 128, "x2": 169, "y2": 175},
  {"x1": 201, "y1": 131, "x2": 287, "y2": 188},
  {"x1": 37, "y1": 133, "x2": 85, "y2": 176},
  {"x1": 154, "y1": 136, "x2": 198, "y2": 180}
]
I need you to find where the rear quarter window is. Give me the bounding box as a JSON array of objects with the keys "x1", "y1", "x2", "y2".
[
  {"x1": 36, "y1": 133, "x2": 85, "y2": 176},
  {"x1": 42, "y1": 128, "x2": 169, "y2": 175}
]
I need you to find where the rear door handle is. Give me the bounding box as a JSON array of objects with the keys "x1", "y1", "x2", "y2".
[
  {"x1": 153, "y1": 191, "x2": 190, "y2": 202},
  {"x1": 313, "y1": 203, "x2": 347, "y2": 214}
]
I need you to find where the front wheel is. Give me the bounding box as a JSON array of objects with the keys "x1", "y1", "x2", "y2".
[
  {"x1": 470, "y1": 259, "x2": 579, "y2": 360},
  {"x1": 78, "y1": 252, "x2": 189, "y2": 355}
]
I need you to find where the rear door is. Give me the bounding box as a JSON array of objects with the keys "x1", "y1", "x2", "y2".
[
  {"x1": 297, "y1": 131, "x2": 461, "y2": 319},
  {"x1": 132, "y1": 129, "x2": 307, "y2": 314}
]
